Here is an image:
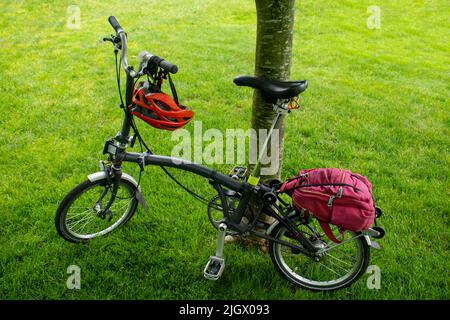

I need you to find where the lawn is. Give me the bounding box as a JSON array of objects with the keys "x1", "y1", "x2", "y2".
[{"x1": 0, "y1": 0, "x2": 448, "y2": 299}]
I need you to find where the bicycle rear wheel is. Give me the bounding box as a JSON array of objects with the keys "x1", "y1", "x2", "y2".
[
  {"x1": 269, "y1": 217, "x2": 370, "y2": 291},
  {"x1": 55, "y1": 177, "x2": 138, "y2": 243}
]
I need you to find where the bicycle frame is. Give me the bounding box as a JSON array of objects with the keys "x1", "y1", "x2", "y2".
[
  {"x1": 120, "y1": 153, "x2": 316, "y2": 257},
  {"x1": 98, "y1": 70, "x2": 318, "y2": 258}
]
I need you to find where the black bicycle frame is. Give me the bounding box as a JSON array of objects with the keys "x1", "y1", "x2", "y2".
[{"x1": 107, "y1": 72, "x2": 317, "y2": 257}]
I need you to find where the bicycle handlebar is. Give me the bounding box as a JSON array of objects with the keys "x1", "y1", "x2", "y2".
[
  {"x1": 108, "y1": 16, "x2": 123, "y2": 34},
  {"x1": 107, "y1": 16, "x2": 178, "y2": 76}
]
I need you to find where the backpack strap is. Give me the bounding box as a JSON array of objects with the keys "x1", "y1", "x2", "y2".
[{"x1": 318, "y1": 220, "x2": 343, "y2": 244}]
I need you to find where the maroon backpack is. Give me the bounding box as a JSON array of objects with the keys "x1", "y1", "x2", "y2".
[{"x1": 279, "y1": 168, "x2": 376, "y2": 243}]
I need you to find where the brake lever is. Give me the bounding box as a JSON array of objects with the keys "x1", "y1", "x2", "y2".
[
  {"x1": 103, "y1": 34, "x2": 116, "y2": 43},
  {"x1": 103, "y1": 35, "x2": 121, "y2": 46},
  {"x1": 102, "y1": 35, "x2": 122, "y2": 54}
]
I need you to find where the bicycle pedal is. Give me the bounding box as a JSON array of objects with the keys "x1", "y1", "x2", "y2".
[
  {"x1": 203, "y1": 256, "x2": 225, "y2": 280},
  {"x1": 229, "y1": 166, "x2": 247, "y2": 181}
]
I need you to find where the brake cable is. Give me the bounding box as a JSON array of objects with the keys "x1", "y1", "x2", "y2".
[
  {"x1": 132, "y1": 117, "x2": 215, "y2": 207},
  {"x1": 114, "y1": 46, "x2": 125, "y2": 109}
]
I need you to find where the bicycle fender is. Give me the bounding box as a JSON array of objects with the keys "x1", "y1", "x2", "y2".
[
  {"x1": 363, "y1": 235, "x2": 382, "y2": 249},
  {"x1": 87, "y1": 171, "x2": 149, "y2": 212},
  {"x1": 364, "y1": 235, "x2": 372, "y2": 247}
]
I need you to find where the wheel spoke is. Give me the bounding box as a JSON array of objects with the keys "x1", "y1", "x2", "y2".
[
  {"x1": 316, "y1": 260, "x2": 342, "y2": 277},
  {"x1": 67, "y1": 209, "x2": 93, "y2": 218},
  {"x1": 325, "y1": 252, "x2": 353, "y2": 268},
  {"x1": 111, "y1": 200, "x2": 129, "y2": 210},
  {"x1": 330, "y1": 246, "x2": 358, "y2": 262},
  {"x1": 322, "y1": 254, "x2": 351, "y2": 274},
  {"x1": 73, "y1": 214, "x2": 97, "y2": 234},
  {"x1": 67, "y1": 212, "x2": 96, "y2": 229},
  {"x1": 111, "y1": 202, "x2": 130, "y2": 215}
]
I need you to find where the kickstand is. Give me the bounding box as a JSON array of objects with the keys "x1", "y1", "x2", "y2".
[{"x1": 203, "y1": 223, "x2": 227, "y2": 280}]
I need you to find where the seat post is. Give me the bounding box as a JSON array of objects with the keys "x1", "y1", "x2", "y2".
[{"x1": 250, "y1": 100, "x2": 289, "y2": 178}]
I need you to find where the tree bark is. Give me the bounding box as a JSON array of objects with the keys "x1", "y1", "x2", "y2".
[{"x1": 250, "y1": 0, "x2": 295, "y2": 182}]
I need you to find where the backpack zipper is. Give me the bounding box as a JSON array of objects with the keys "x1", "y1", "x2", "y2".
[
  {"x1": 299, "y1": 189, "x2": 336, "y2": 207},
  {"x1": 328, "y1": 187, "x2": 344, "y2": 206},
  {"x1": 301, "y1": 187, "x2": 344, "y2": 207},
  {"x1": 327, "y1": 196, "x2": 335, "y2": 207}
]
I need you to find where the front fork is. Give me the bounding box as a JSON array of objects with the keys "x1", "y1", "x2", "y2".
[
  {"x1": 96, "y1": 137, "x2": 128, "y2": 218},
  {"x1": 96, "y1": 163, "x2": 123, "y2": 218}
]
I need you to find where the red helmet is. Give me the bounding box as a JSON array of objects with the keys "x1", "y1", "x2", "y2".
[{"x1": 129, "y1": 82, "x2": 194, "y2": 131}]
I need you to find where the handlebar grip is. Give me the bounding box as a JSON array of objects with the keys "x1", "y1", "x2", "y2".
[
  {"x1": 108, "y1": 16, "x2": 122, "y2": 33},
  {"x1": 159, "y1": 60, "x2": 178, "y2": 74},
  {"x1": 149, "y1": 55, "x2": 178, "y2": 74}
]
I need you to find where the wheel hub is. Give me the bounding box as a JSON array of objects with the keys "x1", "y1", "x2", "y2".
[{"x1": 312, "y1": 239, "x2": 327, "y2": 260}]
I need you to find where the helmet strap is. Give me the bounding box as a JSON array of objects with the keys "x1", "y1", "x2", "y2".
[{"x1": 167, "y1": 73, "x2": 180, "y2": 106}]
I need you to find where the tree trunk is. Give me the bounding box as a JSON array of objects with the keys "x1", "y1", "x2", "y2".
[
  {"x1": 250, "y1": 0, "x2": 295, "y2": 182},
  {"x1": 227, "y1": 1, "x2": 295, "y2": 248},
  {"x1": 243, "y1": 0, "x2": 295, "y2": 231}
]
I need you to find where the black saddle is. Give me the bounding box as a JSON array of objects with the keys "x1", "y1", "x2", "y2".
[{"x1": 233, "y1": 76, "x2": 308, "y2": 101}]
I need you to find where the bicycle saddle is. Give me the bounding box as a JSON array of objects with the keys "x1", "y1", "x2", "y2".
[{"x1": 233, "y1": 76, "x2": 308, "y2": 101}]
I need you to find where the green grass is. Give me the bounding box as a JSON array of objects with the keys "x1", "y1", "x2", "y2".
[{"x1": 0, "y1": 0, "x2": 449, "y2": 299}]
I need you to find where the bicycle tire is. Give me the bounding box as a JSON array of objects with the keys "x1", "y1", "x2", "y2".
[
  {"x1": 55, "y1": 177, "x2": 139, "y2": 243},
  {"x1": 269, "y1": 219, "x2": 370, "y2": 291}
]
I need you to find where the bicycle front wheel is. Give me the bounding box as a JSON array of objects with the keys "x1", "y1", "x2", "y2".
[
  {"x1": 55, "y1": 177, "x2": 139, "y2": 243},
  {"x1": 269, "y1": 218, "x2": 370, "y2": 291}
]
